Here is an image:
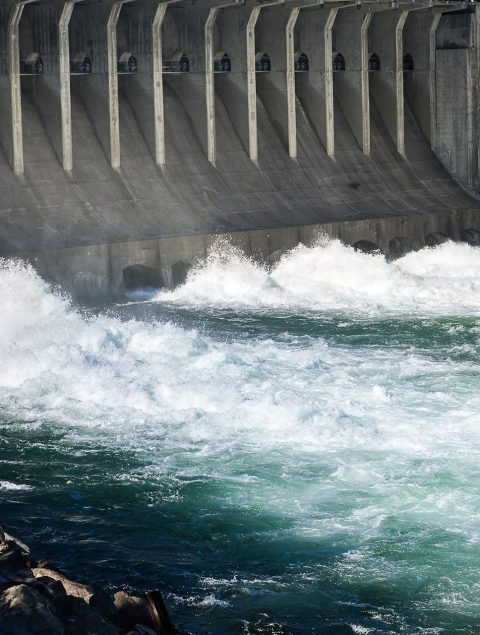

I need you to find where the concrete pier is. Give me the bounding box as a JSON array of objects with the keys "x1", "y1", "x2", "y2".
[{"x1": 0, "y1": 0, "x2": 478, "y2": 299}]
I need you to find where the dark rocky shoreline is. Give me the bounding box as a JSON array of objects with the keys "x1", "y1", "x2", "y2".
[{"x1": 0, "y1": 526, "x2": 180, "y2": 634}]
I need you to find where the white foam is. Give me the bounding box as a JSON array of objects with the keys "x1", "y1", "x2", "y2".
[
  {"x1": 156, "y1": 239, "x2": 480, "y2": 316},
  {"x1": 0, "y1": 480, "x2": 33, "y2": 491},
  {"x1": 0, "y1": 253, "x2": 480, "y2": 587}
]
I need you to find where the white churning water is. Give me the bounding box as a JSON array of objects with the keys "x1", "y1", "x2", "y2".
[
  {"x1": 157, "y1": 239, "x2": 480, "y2": 315},
  {"x1": 1, "y1": 240, "x2": 480, "y2": 633}
]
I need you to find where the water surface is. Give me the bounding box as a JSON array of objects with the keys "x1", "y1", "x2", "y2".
[{"x1": 1, "y1": 240, "x2": 480, "y2": 634}]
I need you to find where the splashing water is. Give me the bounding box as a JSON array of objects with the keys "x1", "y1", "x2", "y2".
[
  {"x1": 1, "y1": 241, "x2": 480, "y2": 634},
  {"x1": 157, "y1": 239, "x2": 480, "y2": 315}
]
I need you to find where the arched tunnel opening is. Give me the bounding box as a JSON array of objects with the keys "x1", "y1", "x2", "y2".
[
  {"x1": 425, "y1": 232, "x2": 449, "y2": 247},
  {"x1": 461, "y1": 228, "x2": 480, "y2": 246},
  {"x1": 333, "y1": 53, "x2": 345, "y2": 72},
  {"x1": 21, "y1": 52, "x2": 43, "y2": 75},
  {"x1": 403, "y1": 53, "x2": 414, "y2": 72},
  {"x1": 118, "y1": 52, "x2": 138, "y2": 74},
  {"x1": 214, "y1": 52, "x2": 231, "y2": 73},
  {"x1": 388, "y1": 236, "x2": 416, "y2": 260},
  {"x1": 255, "y1": 52, "x2": 271, "y2": 73},
  {"x1": 171, "y1": 260, "x2": 190, "y2": 287},
  {"x1": 164, "y1": 51, "x2": 190, "y2": 73},
  {"x1": 122, "y1": 264, "x2": 163, "y2": 294},
  {"x1": 70, "y1": 52, "x2": 92, "y2": 74},
  {"x1": 352, "y1": 240, "x2": 382, "y2": 254},
  {"x1": 368, "y1": 53, "x2": 380, "y2": 72},
  {"x1": 294, "y1": 52, "x2": 309, "y2": 72}
]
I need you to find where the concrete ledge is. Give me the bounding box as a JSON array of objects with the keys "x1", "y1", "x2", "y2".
[{"x1": 17, "y1": 207, "x2": 480, "y2": 303}]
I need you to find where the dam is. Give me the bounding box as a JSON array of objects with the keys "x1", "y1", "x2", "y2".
[
  {"x1": 3, "y1": 3, "x2": 480, "y2": 633},
  {"x1": 0, "y1": 0, "x2": 479, "y2": 299}
]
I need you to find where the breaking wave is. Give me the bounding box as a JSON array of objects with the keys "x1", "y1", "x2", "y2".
[
  {"x1": 156, "y1": 238, "x2": 480, "y2": 315},
  {"x1": 1, "y1": 241, "x2": 480, "y2": 632}
]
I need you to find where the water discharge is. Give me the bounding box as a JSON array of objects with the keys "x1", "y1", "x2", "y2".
[
  {"x1": 1, "y1": 240, "x2": 480, "y2": 633},
  {"x1": 158, "y1": 239, "x2": 480, "y2": 315}
]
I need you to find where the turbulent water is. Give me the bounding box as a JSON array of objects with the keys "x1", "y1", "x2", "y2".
[{"x1": 1, "y1": 239, "x2": 480, "y2": 634}]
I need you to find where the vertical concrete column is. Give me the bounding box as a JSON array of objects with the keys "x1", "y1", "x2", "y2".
[
  {"x1": 246, "y1": 0, "x2": 284, "y2": 163},
  {"x1": 205, "y1": 1, "x2": 242, "y2": 165},
  {"x1": 286, "y1": 1, "x2": 323, "y2": 160},
  {"x1": 246, "y1": 6, "x2": 261, "y2": 163},
  {"x1": 205, "y1": 7, "x2": 220, "y2": 164},
  {"x1": 429, "y1": 11, "x2": 442, "y2": 152},
  {"x1": 286, "y1": 8, "x2": 300, "y2": 159},
  {"x1": 107, "y1": 0, "x2": 133, "y2": 170},
  {"x1": 395, "y1": 10, "x2": 409, "y2": 158},
  {"x1": 59, "y1": 0, "x2": 81, "y2": 171},
  {"x1": 153, "y1": 0, "x2": 182, "y2": 167},
  {"x1": 369, "y1": 9, "x2": 411, "y2": 156},
  {"x1": 361, "y1": 12, "x2": 373, "y2": 155},
  {"x1": 8, "y1": 0, "x2": 37, "y2": 176},
  {"x1": 324, "y1": 8, "x2": 339, "y2": 158}
]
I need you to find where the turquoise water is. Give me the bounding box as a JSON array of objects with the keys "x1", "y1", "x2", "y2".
[{"x1": 1, "y1": 240, "x2": 480, "y2": 633}]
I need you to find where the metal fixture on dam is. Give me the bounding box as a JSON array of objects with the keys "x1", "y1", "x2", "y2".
[{"x1": 0, "y1": 0, "x2": 479, "y2": 299}]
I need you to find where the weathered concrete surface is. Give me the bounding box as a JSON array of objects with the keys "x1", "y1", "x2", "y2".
[
  {"x1": 19, "y1": 206, "x2": 480, "y2": 303},
  {"x1": 0, "y1": 0, "x2": 478, "y2": 299}
]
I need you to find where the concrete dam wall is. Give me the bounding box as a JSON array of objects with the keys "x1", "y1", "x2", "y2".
[{"x1": 0, "y1": 0, "x2": 479, "y2": 300}]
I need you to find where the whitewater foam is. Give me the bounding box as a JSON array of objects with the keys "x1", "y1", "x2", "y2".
[
  {"x1": 1, "y1": 247, "x2": 480, "y2": 632},
  {"x1": 156, "y1": 239, "x2": 480, "y2": 316}
]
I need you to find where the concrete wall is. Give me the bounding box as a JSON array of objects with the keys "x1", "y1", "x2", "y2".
[
  {"x1": 435, "y1": 11, "x2": 478, "y2": 188},
  {"x1": 333, "y1": 8, "x2": 364, "y2": 152},
  {"x1": 0, "y1": 0, "x2": 478, "y2": 274},
  {"x1": 22, "y1": 207, "x2": 480, "y2": 304}
]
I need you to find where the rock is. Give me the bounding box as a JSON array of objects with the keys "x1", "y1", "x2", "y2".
[
  {"x1": 145, "y1": 590, "x2": 176, "y2": 635},
  {"x1": 0, "y1": 547, "x2": 32, "y2": 571},
  {"x1": 0, "y1": 531, "x2": 177, "y2": 635},
  {"x1": 0, "y1": 536, "x2": 35, "y2": 589},
  {"x1": 3, "y1": 532, "x2": 31, "y2": 556},
  {"x1": 88, "y1": 587, "x2": 116, "y2": 620},
  {"x1": 64, "y1": 600, "x2": 120, "y2": 635},
  {"x1": 32, "y1": 568, "x2": 116, "y2": 621},
  {"x1": 0, "y1": 583, "x2": 64, "y2": 634},
  {"x1": 28, "y1": 576, "x2": 67, "y2": 601},
  {"x1": 114, "y1": 591, "x2": 154, "y2": 630},
  {"x1": 32, "y1": 568, "x2": 94, "y2": 603},
  {"x1": 130, "y1": 626, "x2": 158, "y2": 635},
  {"x1": 0, "y1": 570, "x2": 35, "y2": 590}
]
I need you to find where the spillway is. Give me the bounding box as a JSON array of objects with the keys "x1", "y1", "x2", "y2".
[{"x1": 0, "y1": 0, "x2": 478, "y2": 301}]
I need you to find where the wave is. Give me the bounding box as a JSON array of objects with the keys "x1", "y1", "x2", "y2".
[
  {"x1": 155, "y1": 238, "x2": 480, "y2": 315},
  {"x1": 0, "y1": 255, "x2": 479, "y2": 462}
]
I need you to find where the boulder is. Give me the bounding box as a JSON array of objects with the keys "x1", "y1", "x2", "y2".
[
  {"x1": 129, "y1": 626, "x2": 157, "y2": 635},
  {"x1": 0, "y1": 583, "x2": 64, "y2": 634},
  {"x1": 32, "y1": 568, "x2": 94, "y2": 603},
  {"x1": 113, "y1": 591, "x2": 154, "y2": 630},
  {"x1": 3, "y1": 532, "x2": 31, "y2": 556},
  {"x1": 32, "y1": 568, "x2": 116, "y2": 621},
  {"x1": 64, "y1": 600, "x2": 120, "y2": 635}
]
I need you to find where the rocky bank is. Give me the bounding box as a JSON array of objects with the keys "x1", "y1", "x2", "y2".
[{"x1": 0, "y1": 526, "x2": 180, "y2": 634}]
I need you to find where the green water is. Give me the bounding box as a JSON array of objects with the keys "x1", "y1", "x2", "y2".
[{"x1": 1, "y1": 244, "x2": 480, "y2": 633}]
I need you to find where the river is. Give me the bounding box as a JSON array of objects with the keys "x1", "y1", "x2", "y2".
[{"x1": 1, "y1": 239, "x2": 480, "y2": 633}]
